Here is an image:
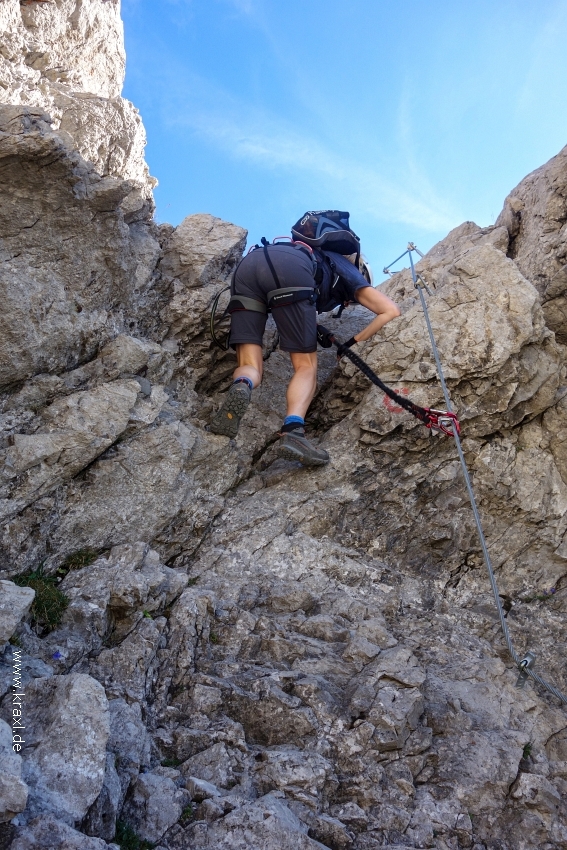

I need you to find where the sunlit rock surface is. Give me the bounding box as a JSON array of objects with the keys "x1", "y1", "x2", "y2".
[{"x1": 1, "y1": 3, "x2": 567, "y2": 850}]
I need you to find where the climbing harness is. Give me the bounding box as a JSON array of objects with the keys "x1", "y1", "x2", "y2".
[
  {"x1": 210, "y1": 237, "x2": 320, "y2": 351},
  {"x1": 379, "y1": 243, "x2": 567, "y2": 706}
]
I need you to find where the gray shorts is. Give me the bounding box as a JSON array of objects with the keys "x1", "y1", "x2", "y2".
[{"x1": 229, "y1": 244, "x2": 318, "y2": 353}]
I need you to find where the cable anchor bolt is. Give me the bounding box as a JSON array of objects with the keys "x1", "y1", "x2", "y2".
[
  {"x1": 515, "y1": 651, "x2": 536, "y2": 689},
  {"x1": 424, "y1": 409, "x2": 460, "y2": 437},
  {"x1": 407, "y1": 242, "x2": 425, "y2": 258},
  {"x1": 414, "y1": 273, "x2": 433, "y2": 296}
]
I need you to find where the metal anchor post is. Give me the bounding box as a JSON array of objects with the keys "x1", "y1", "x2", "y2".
[{"x1": 516, "y1": 652, "x2": 536, "y2": 689}]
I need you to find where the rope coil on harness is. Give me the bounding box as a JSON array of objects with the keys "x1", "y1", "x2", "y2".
[
  {"x1": 210, "y1": 286, "x2": 231, "y2": 351},
  {"x1": 377, "y1": 243, "x2": 567, "y2": 707}
]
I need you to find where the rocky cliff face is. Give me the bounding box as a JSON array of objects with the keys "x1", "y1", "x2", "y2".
[
  {"x1": 1, "y1": 3, "x2": 567, "y2": 850},
  {"x1": 497, "y1": 145, "x2": 567, "y2": 345},
  {"x1": 0, "y1": 0, "x2": 155, "y2": 218}
]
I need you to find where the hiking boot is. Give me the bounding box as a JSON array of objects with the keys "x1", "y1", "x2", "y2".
[
  {"x1": 209, "y1": 381, "x2": 251, "y2": 438},
  {"x1": 275, "y1": 428, "x2": 330, "y2": 466}
]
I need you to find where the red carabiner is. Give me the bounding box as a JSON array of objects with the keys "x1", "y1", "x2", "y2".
[{"x1": 424, "y1": 408, "x2": 460, "y2": 437}]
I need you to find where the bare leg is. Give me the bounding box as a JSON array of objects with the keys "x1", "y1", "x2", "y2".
[
  {"x1": 234, "y1": 343, "x2": 263, "y2": 387},
  {"x1": 275, "y1": 351, "x2": 328, "y2": 466},
  {"x1": 209, "y1": 343, "x2": 262, "y2": 438},
  {"x1": 286, "y1": 352, "x2": 318, "y2": 418}
]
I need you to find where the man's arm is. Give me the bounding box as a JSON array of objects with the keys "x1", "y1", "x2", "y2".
[{"x1": 352, "y1": 286, "x2": 401, "y2": 342}]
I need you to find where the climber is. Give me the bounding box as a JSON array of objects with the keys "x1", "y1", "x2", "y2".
[{"x1": 209, "y1": 211, "x2": 400, "y2": 465}]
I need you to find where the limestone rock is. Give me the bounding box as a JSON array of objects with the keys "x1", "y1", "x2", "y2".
[
  {"x1": 0, "y1": 647, "x2": 52, "y2": 701},
  {"x1": 183, "y1": 794, "x2": 328, "y2": 849},
  {"x1": 180, "y1": 742, "x2": 238, "y2": 790},
  {"x1": 90, "y1": 615, "x2": 167, "y2": 703},
  {"x1": 37, "y1": 543, "x2": 188, "y2": 667},
  {"x1": 159, "y1": 213, "x2": 247, "y2": 390},
  {"x1": 186, "y1": 777, "x2": 222, "y2": 802},
  {"x1": 0, "y1": 114, "x2": 247, "y2": 577},
  {"x1": 253, "y1": 748, "x2": 336, "y2": 803},
  {"x1": 0, "y1": 673, "x2": 109, "y2": 824},
  {"x1": 300, "y1": 810, "x2": 354, "y2": 850},
  {"x1": 81, "y1": 752, "x2": 122, "y2": 842},
  {"x1": 9, "y1": 814, "x2": 110, "y2": 850},
  {"x1": 227, "y1": 680, "x2": 319, "y2": 747},
  {"x1": 54, "y1": 88, "x2": 154, "y2": 203},
  {"x1": 1, "y1": 380, "x2": 141, "y2": 520},
  {"x1": 154, "y1": 587, "x2": 216, "y2": 695},
  {"x1": 496, "y1": 144, "x2": 567, "y2": 339},
  {"x1": 160, "y1": 213, "x2": 247, "y2": 291},
  {"x1": 0, "y1": 581, "x2": 34, "y2": 644},
  {"x1": 1, "y1": 420, "x2": 239, "y2": 575},
  {"x1": 0, "y1": 0, "x2": 154, "y2": 199},
  {"x1": 2, "y1": 2, "x2": 567, "y2": 848},
  {"x1": 4, "y1": 333, "x2": 171, "y2": 416},
  {"x1": 107, "y1": 697, "x2": 151, "y2": 782},
  {"x1": 121, "y1": 772, "x2": 188, "y2": 843},
  {"x1": 0, "y1": 105, "x2": 146, "y2": 390},
  {"x1": 0, "y1": 717, "x2": 28, "y2": 823},
  {"x1": 354, "y1": 616, "x2": 397, "y2": 649},
  {"x1": 355, "y1": 241, "x2": 562, "y2": 439},
  {"x1": 0, "y1": 0, "x2": 125, "y2": 100}
]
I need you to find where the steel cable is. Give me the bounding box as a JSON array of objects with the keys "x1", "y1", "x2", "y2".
[{"x1": 401, "y1": 248, "x2": 567, "y2": 705}]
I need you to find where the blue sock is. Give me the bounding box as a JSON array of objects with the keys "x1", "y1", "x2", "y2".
[
  {"x1": 281, "y1": 415, "x2": 304, "y2": 433},
  {"x1": 233, "y1": 377, "x2": 253, "y2": 391}
]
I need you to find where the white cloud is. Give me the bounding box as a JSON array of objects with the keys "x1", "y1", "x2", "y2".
[
  {"x1": 222, "y1": 0, "x2": 256, "y2": 15},
  {"x1": 167, "y1": 87, "x2": 459, "y2": 232}
]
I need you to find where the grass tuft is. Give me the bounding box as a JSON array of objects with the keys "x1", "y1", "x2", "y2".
[
  {"x1": 56, "y1": 548, "x2": 99, "y2": 579},
  {"x1": 161, "y1": 757, "x2": 182, "y2": 768},
  {"x1": 180, "y1": 803, "x2": 195, "y2": 824},
  {"x1": 13, "y1": 566, "x2": 68, "y2": 633},
  {"x1": 115, "y1": 820, "x2": 154, "y2": 850}
]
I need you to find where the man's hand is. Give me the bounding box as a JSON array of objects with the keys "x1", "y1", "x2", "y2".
[
  {"x1": 335, "y1": 336, "x2": 358, "y2": 360},
  {"x1": 317, "y1": 325, "x2": 359, "y2": 358},
  {"x1": 316, "y1": 325, "x2": 334, "y2": 349}
]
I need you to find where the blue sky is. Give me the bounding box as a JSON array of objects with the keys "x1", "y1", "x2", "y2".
[{"x1": 122, "y1": 0, "x2": 567, "y2": 275}]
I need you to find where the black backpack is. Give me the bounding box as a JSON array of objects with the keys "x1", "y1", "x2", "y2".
[
  {"x1": 291, "y1": 210, "x2": 360, "y2": 256},
  {"x1": 209, "y1": 221, "x2": 356, "y2": 349}
]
